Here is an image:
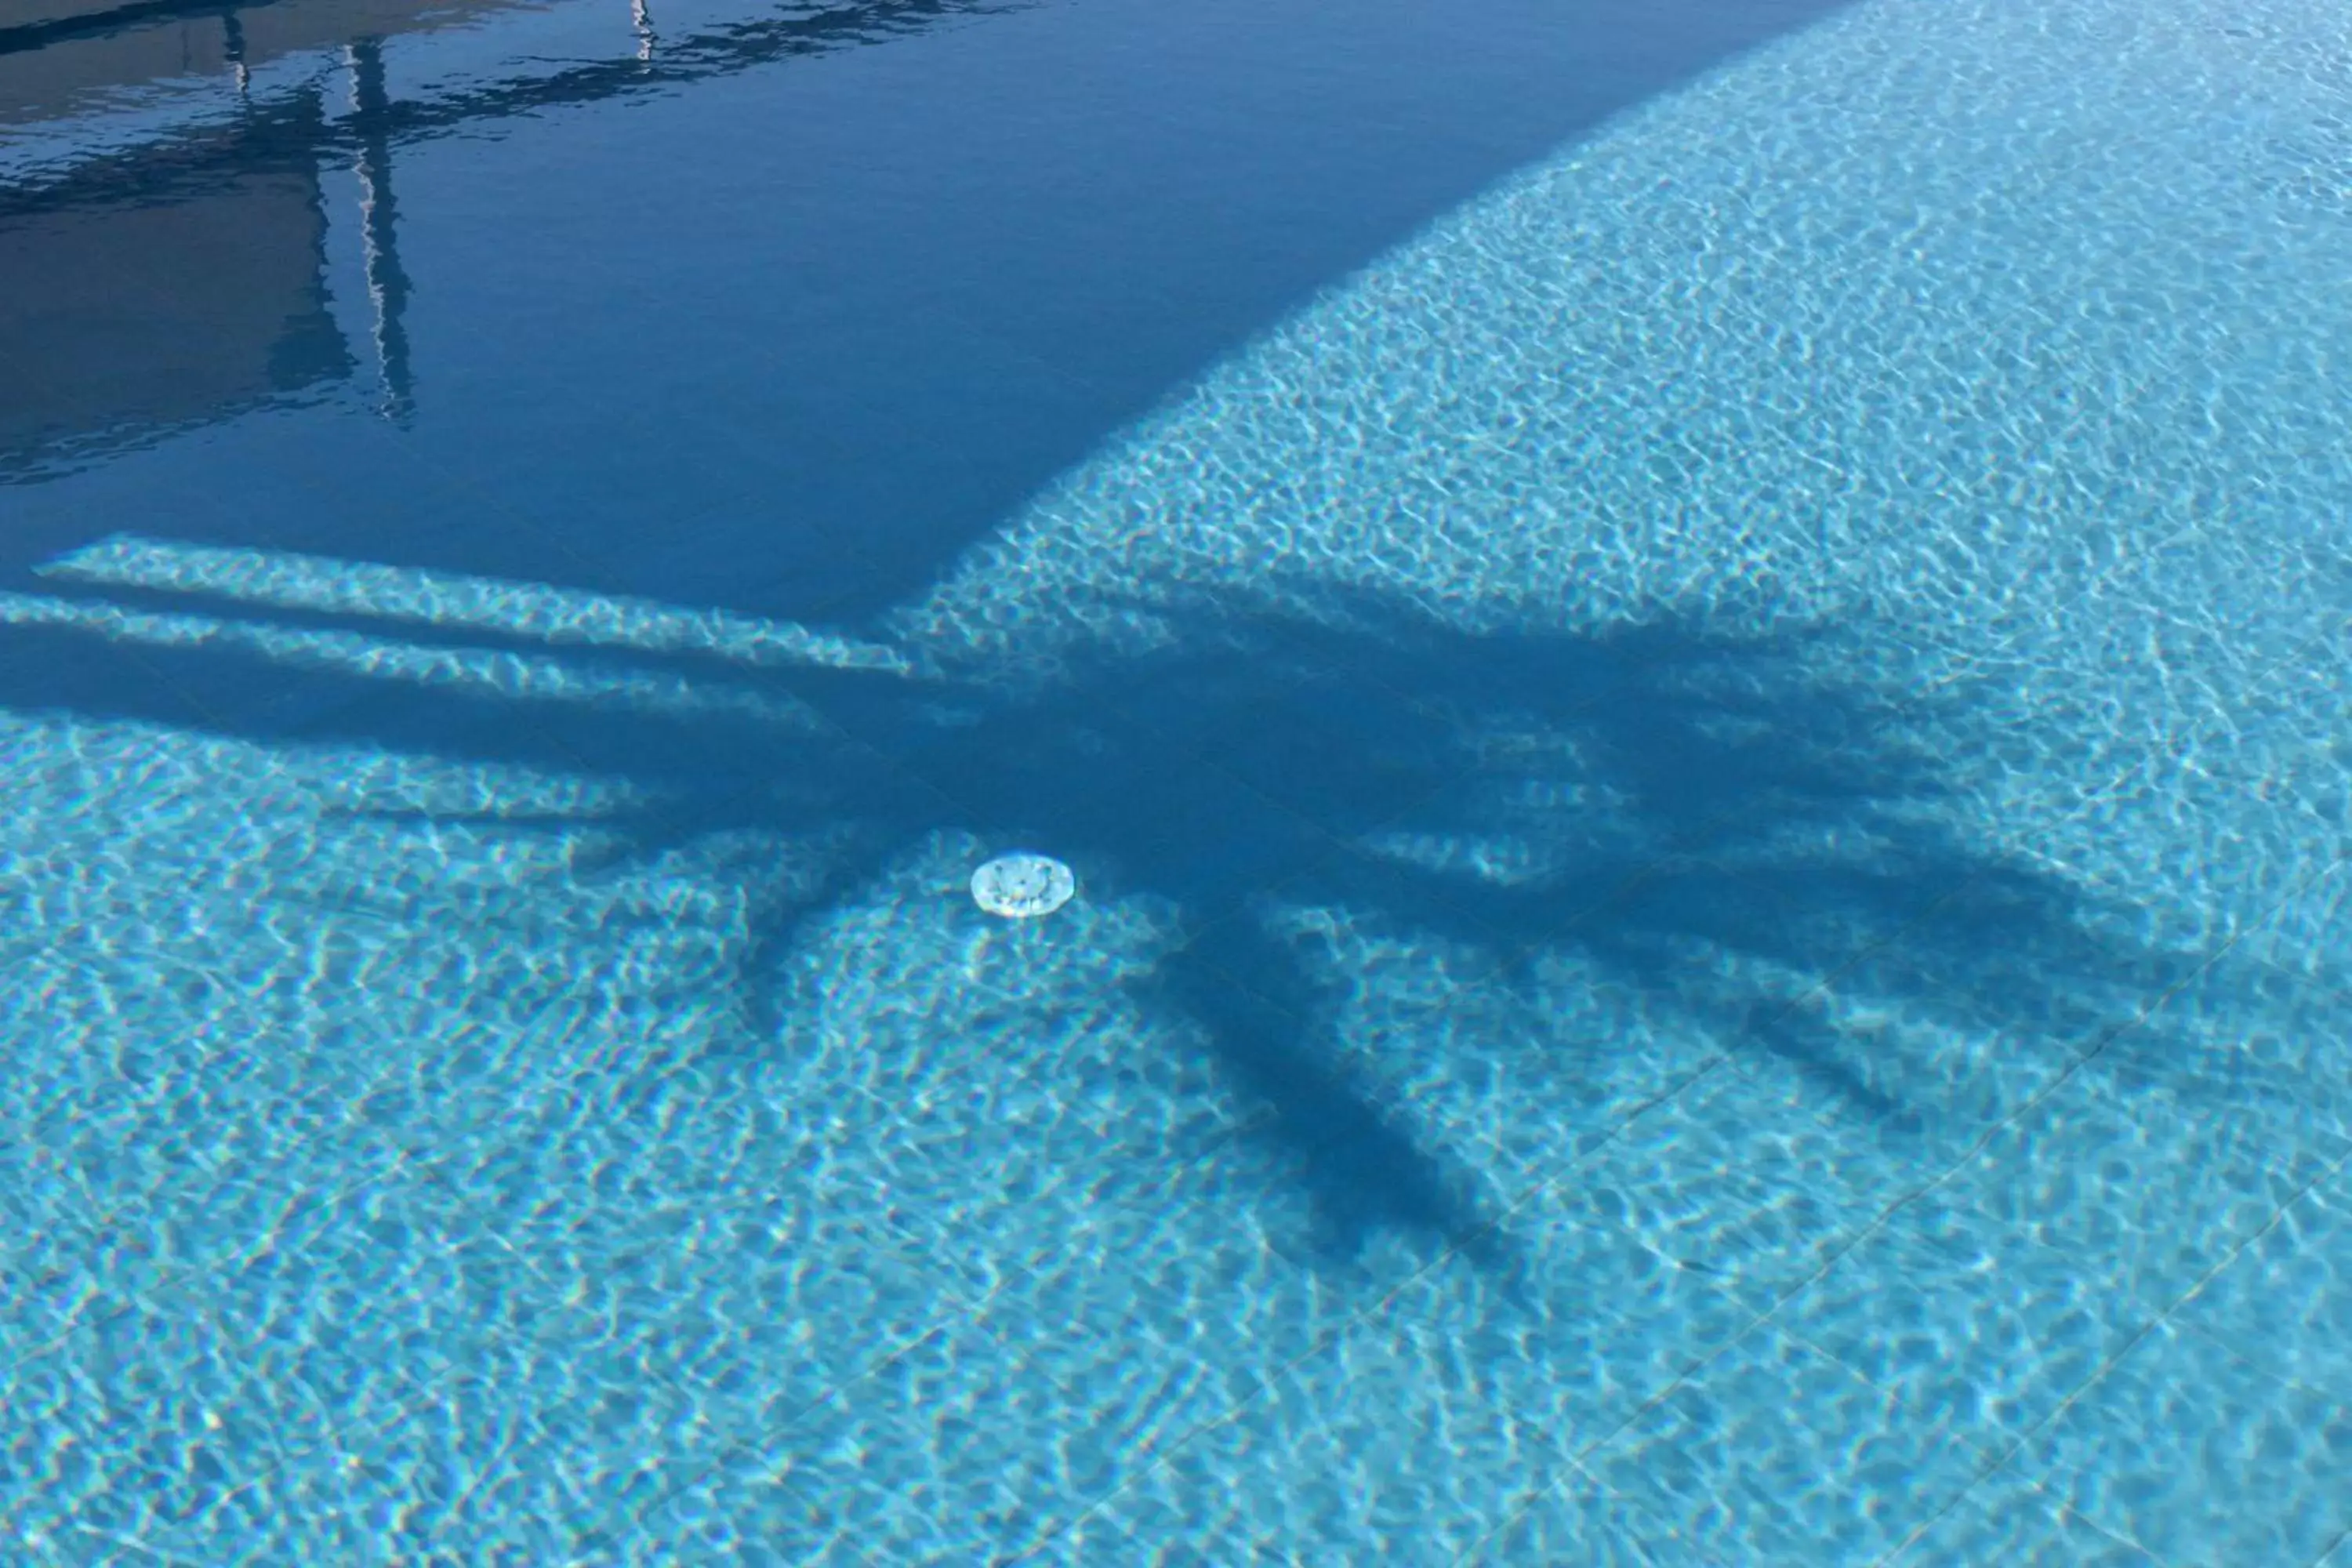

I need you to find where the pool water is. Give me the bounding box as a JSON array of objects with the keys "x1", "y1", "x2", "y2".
[{"x1": 2, "y1": 0, "x2": 2349, "y2": 1559}]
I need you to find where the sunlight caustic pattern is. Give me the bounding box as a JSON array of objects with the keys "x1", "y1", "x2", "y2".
[
  {"x1": 898, "y1": 0, "x2": 2352, "y2": 949},
  {"x1": 5, "y1": 0, "x2": 2352, "y2": 1562},
  {"x1": 853, "y1": 0, "x2": 2352, "y2": 1556}
]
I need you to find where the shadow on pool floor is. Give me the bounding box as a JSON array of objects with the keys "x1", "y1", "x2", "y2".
[{"x1": 162, "y1": 584, "x2": 2201, "y2": 1273}]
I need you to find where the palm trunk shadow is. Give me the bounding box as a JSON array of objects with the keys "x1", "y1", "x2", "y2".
[{"x1": 1152, "y1": 902, "x2": 1513, "y2": 1273}]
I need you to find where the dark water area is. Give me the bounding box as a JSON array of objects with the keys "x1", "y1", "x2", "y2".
[{"x1": 1, "y1": 0, "x2": 1844, "y2": 626}]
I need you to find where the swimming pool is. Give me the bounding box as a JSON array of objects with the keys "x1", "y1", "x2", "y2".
[{"x1": 2, "y1": 0, "x2": 2348, "y2": 1559}]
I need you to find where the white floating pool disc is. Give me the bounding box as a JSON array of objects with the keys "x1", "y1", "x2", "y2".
[{"x1": 971, "y1": 852, "x2": 1076, "y2": 919}]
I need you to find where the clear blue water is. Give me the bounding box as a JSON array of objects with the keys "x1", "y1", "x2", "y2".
[{"x1": 2, "y1": 0, "x2": 2349, "y2": 1559}]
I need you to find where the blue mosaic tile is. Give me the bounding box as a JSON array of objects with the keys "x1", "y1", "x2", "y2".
[
  {"x1": 1886, "y1": 1467, "x2": 2164, "y2": 1568},
  {"x1": 1587, "y1": 1324, "x2": 2005, "y2": 1567},
  {"x1": 2167, "y1": 1158, "x2": 2352, "y2": 1401},
  {"x1": 2014, "y1": 1320, "x2": 2352, "y2": 1566},
  {"x1": 1776, "y1": 1205, "x2": 2159, "y2": 1446}
]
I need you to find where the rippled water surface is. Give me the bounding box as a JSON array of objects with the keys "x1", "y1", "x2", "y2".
[{"x1": 3, "y1": 0, "x2": 2350, "y2": 1560}]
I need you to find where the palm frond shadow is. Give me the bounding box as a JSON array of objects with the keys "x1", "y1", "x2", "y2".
[{"x1": 335, "y1": 587, "x2": 2196, "y2": 1271}]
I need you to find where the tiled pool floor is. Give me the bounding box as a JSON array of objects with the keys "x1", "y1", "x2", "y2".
[
  {"x1": 1, "y1": 562, "x2": 2347, "y2": 1564},
  {"x1": 5, "y1": 0, "x2": 2352, "y2": 1559}
]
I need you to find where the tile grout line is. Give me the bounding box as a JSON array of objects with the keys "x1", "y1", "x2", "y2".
[
  {"x1": 1860, "y1": 840, "x2": 2352, "y2": 1564},
  {"x1": 462, "y1": 1167, "x2": 1029, "y2": 1566},
  {"x1": 1867, "y1": 1133, "x2": 2352, "y2": 1568},
  {"x1": 13, "y1": 827, "x2": 2303, "y2": 1561},
  {"x1": 554, "y1": 614, "x2": 1829, "y2": 1552},
  {"x1": 19, "y1": 563, "x2": 2340, "y2": 1555},
  {"x1": 998, "y1": 595, "x2": 2351, "y2": 1559},
  {"x1": 16, "y1": 1148, "x2": 444, "y2": 1561},
  {"x1": 992, "y1": 831, "x2": 2020, "y2": 1563},
  {"x1": 1000, "y1": 1156, "x2": 1599, "y2": 1566},
  {"x1": 1452, "y1": 829, "x2": 2351, "y2": 1568}
]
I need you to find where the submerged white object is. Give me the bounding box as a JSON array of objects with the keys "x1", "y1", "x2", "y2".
[{"x1": 971, "y1": 852, "x2": 1076, "y2": 919}]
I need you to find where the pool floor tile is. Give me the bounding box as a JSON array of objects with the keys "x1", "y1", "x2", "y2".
[
  {"x1": 1563, "y1": 1065, "x2": 1916, "y2": 1314},
  {"x1": 2014, "y1": 1319, "x2": 2352, "y2": 1567},
  {"x1": 1331, "y1": 961, "x2": 1715, "y2": 1203},
  {"x1": 619, "y1": 1312, "x2": 1145, "y2": 1567},
  {"x1": 1913, "y1": 1065, "x2": 2339, "y2": 1317},
  {"x1": 1585, "y1": 1324, "x2": 2007, "y2": 1568},
  {"x1": 975, "y1": 1163, "x2": 1773, "y2": 1504},
  {"x1": 350, "y1": 1340, "x2": 757, "y2": 1566},
  {"x1": 1465, "y1": 1471, "x2": 1728, "y2": 1568},
  {"x1": 1885, "y1": 1468, "x2": 2164, "y2": 1568},
  {"x1": 379, "y1": 1137, "x2": 1014, "y2": 1442},
  {"x1": 1774, "y1": 1205, "x2": 2160, "y2": 1447},
  {"x1": 0, "y1": 1286, "x2": 445, "y2": 1567},
  {"x1": 1712, "y1": 940, "x2": 2099, "y2": 1174},
  {"x1": 1479, "y1": 1182, "x2": 1769, "y2": 1430},
  {"x1": 1255, "y1": 841, "x2": 1527, "y2": 981},
  {"x1": 1070, "y1": 1261, "x2": 1689, "y2": 1563},
  {"x1": 2165, "y1": 1156, "x2": 2352, "y2": 1400},
  {"x1": 2092, "y1": 951, "x2": 2352, "y2": 1172}
]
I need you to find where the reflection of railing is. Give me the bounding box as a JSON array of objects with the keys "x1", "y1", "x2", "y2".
[
  {"x1": 318, "y1": 0, "x2": 1022, "y2": 147},
  {"x1": 347, "y1": 38, "x2": 412, "y2": 421},
  {"x1": 0, "y1": 0, "x2": 541, "y2": 136},
  {"x1": 0, "y1": 0, "x2": 276, "y2": 56},
  {"x1": 4, "y1": 0, "x2": 1019, "y2": 225},
  {"x1": 0, "y1": 84, "x2": 353, "y2": 478},
  {"x1": 4, "y1": 0, "x2": 1017, "y2": 190},
  {"x1": 0, "y1": 0, "x2": 1021, "y2": 477}
]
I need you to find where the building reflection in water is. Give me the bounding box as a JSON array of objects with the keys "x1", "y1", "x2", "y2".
[
  {"x1": 0, "y1": 0, "x2": 1009, "y2": 480},
  {"x1": 0, "y1": 82, "x2": 360, "y2": 477},
  {"x1": 346, "y1": 37, "x2": 412, "y2": 423},
  {"x1": 0, "y1": 0, "x2": 467, "y2": 476}
]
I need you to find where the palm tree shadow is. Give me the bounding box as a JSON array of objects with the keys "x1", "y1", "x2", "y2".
[{"x1": 334, "y1": 587, "x2": 2193, "y2": 1272}]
